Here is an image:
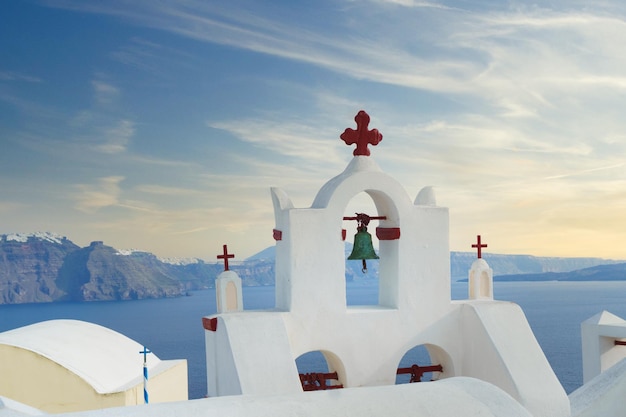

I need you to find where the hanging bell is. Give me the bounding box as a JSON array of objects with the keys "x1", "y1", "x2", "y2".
[{"x1": 348, "y1": 225, "x2": 379, "y2": 273}]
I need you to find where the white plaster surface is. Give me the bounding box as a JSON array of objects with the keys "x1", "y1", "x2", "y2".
[
  {"x1": 459, "y1": 302, "x2": 570, "y2": 417},
  {"x1": 581, "y1": 311, "x2": 626, "y2": 383},
  {"x1": 468, "y1": 258, "x2": 493, "y2": 300},
  {"x1": 415, "y1": 185, "x2": 437, "y2": 206},
  {"x1": 215, "y1": 270, "x2": 243, "y2": 313},
  {"x1": 58, "y1": 378, "x2": 534, "y2": 417},
  {"x1": 0, "y1": 320, "x2": 163, "y2": 394},
  {"x1": 570, "y1": 357, "x2": 626, "y2": 417},
  {"x1": 206, "y1": 313, "x2": 301, "y2": 397}
]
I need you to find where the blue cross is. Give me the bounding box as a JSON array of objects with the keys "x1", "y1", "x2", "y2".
[{"x1": 139, "y1": 346, "x2": 151, "y2": 362}]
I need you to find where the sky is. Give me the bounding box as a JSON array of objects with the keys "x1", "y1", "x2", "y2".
[{"x1": 3, "y1": 0, "x2": 626, "y2": 261}]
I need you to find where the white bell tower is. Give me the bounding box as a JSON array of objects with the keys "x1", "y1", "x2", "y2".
[{"x1": 468, "y1": 235, "x2": 493, "y2": 300}]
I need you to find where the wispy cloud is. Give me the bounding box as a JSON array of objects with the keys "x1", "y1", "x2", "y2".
[
  {"x1": 74, "y1": 176, "x2": 125, "y2": 212},
  {"x1": 14, "y1": 115, "x2": 135, "y2": 160},
  {"x1": 96, "y1": 119, "x2": 134, "y2": 154},
  {"x1": 366, "y1": 0, "x2": 456, "y2": 9},
  {"x1": 0, "y1": 91, "x2": 59, "y2": 120},
  {"x1": 92, "y1": 78, "x2": 120, "y2": 105},
  {"x1": 0, "y1": 71, "x2": 42, "y2": 83},
  {"x1": 109, "y1": 37, "x2": 163, "y2": 73},
  {"x1": 42, "y1": 1, "x2": 478, "y2": 90},
  {"x1": 134, "y1": 184, "x2": 204, "y2": 196},
  {"x1": 109, "y1": 36, "x2": 199, "y2": 76},
  {"x1": 542, "y1": 163, "x2": 626, "y2": 181},
  {"x1": 207, "y1": 117, "x2": 345, "y2": 168},
  {"x1": 129, "y1": 154, "x2": 203, "y2": 169},
  {"x1": 43, "y1": 1, "x2": 626, "y2": 118}
]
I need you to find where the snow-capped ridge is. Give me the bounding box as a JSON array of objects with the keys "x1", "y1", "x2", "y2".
[
  {"x1": 115, "y1": 249, "x2": 146, "y2": 256},
  {"x1": 158, "y1": 257, "x2": 200, "y2": 266},
  {"x1": 115, "y1": 249, "x2": 200, "y2": 265},
  {"x1": 3, "y1": 232, "x2": 67, "y2": 244}
]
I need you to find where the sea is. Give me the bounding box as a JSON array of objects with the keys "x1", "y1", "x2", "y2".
[{"x1": 2, "y1": 280, "x2": 626, "y2": 399}]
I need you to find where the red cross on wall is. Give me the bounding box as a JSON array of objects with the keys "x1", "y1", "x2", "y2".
[
  {"x1": 340, "y1": 110, "x2": 383, "y2": 156},
  {"x1": 472, "y1": 235, "x2": 487, "y2": 259},
  {"x1": 217, "y1": 244, "x2": 235, "y2": 271}
]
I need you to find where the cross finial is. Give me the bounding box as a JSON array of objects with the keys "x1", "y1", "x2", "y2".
[
  {"x1": 340, "y1": 110, "x2": 383, "y2": 156},
  {"x1": 472, "y1": 235, "x2": 488, "y2": 259},
  {"x1": 217, "y1": 244, "x2": 235, "y2": 271},
  {"x1": 139, "y1": 346, "x2": 151, "y2": 363}
]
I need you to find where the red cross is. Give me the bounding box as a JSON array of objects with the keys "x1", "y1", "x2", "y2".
[
  {"x1": 472, "y1": 235, "x2": 488, "y2": 259},
  {"x1": 340, "y1": 110, "x2": 383, "y2": 156},
  {"x1": 217, "y1": 244, "x2": 235, "y2": 271}
]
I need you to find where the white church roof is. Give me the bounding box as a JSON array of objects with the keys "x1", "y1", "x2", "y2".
[
  {"x1": 0, "y1": 319, "x2": 164, "y2": 394},
  {"x1": 64, "y1": 377, "x2": 534, "y2": 417}
]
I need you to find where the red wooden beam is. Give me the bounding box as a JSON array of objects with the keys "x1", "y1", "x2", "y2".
[
  {"x1": 615, "y1": 340, "x2": 626, "y2": 346},
  {"x1": 397, "y1": 364, "x2": 443, "y2": 383},
  {"x1": 299, "y1": 372, "x2": 343, "y2": 391},
  {"x1": 343, "y1": 215, "x2": 387, "y2": 221}
]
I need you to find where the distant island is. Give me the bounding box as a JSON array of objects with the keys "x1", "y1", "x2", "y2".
[
  {"x1": 0, "y1": 232, "x2": 624, "y2": 305},
  {"x1": 491, "y1": 263, "x2": 626, "y2": 282}
]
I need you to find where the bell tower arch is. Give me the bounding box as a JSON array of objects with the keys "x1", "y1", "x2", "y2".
[{"x1": 271, "y1": 112, "x2": 450, "y2": 316}]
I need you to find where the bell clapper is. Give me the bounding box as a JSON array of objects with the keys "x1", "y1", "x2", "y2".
[{"x1": 362, "y1": 259, "x2": 367, "y2": 273}]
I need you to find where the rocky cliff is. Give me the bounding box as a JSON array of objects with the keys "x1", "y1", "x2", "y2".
[
  {"x1": 1, "y1": 233, "x2": 624, "y2": 304},
  {"x1": 0, "y1": 234, "x2": 188, "y2": 304},
  {"x1": 0, "y1": 233, "x2": 79, "y2": 303},
  {"x1": 56, "y1": 241, "x2": 185, "y2": 301}
]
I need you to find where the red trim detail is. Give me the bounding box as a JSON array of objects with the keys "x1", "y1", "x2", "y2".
[
  {"x1": 615, "y1": 340, "x2": 626, "y2": 346},
  {"x1": 342, "y1": 229, "x2": 346, "y2": 241},
  {"x1": 273, "y1": 229, "x2": 283, "y2": 241},
  {"x1": 203, "y1": 317, "x2": 218, "y2": 331},
  {"x1": 376, "y1": 227, "x2": 400, "y2": 240}
]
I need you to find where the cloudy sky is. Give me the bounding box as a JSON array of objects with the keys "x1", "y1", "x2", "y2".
[{"x1": 3, "y1": 0, "x2": 626, "y2": 261}]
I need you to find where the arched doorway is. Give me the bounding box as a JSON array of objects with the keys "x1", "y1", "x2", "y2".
[
  {"x1": 296, "y1": 350, "x2": 345, "y2": 391},
  {"x1": 396, "y1": 344, "x2": 445, "y2": 384},
  {"x1": 343, "y1": 192, "x2": 380, "y2": 306}
]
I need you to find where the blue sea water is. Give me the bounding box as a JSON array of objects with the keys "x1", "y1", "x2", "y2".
[{"x1": 1, "y1": 281, "x2": 626, "y2": 399}]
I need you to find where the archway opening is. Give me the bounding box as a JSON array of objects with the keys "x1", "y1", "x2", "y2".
[
  {"x1": 296, "y1": 350, "x2": 344, "y2": 391},
  {"x1": 343, "y1": 192, "x2": 380, "y2": 306},
  {"x1": 396, "y1": 344, "x2": 443, "y2": 384}
]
